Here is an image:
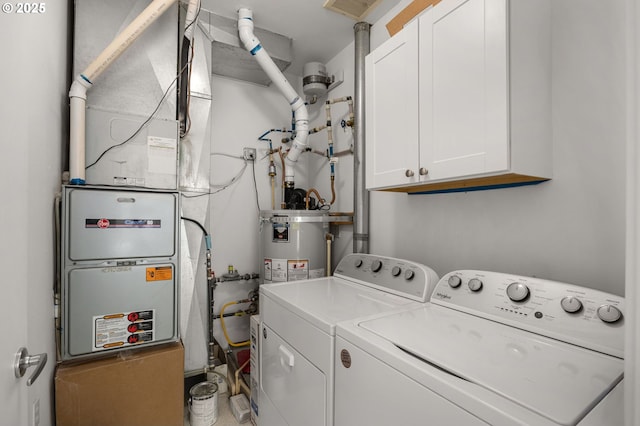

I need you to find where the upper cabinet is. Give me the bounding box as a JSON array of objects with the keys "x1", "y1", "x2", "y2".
[{"x1": 366, "y1": 0, "x2": 552, "y2": 193}]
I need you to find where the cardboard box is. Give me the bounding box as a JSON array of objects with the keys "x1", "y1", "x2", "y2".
[
  {"x1": 386, "y1": 0, "x2": 441, "y2": 36},
  {"x1": 55, "y1": 342, "x2": 184, "y2": 426}
]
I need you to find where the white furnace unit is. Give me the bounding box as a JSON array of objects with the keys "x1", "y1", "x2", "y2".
[{"x1": 60, "y1": 185, "x2": 179, "y2": 361}]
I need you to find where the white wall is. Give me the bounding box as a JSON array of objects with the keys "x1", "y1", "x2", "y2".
[
  {"x1": 356, "y1": 0, "x2": 627, "y2": 296},
  {"x1": 207, "y1": 72, "x2": 307, "y2": 350}
]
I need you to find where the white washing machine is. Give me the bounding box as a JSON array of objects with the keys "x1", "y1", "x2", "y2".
[
  {"x1": 334, "y1": 270, "x2": 625, "y2": 426},
  {"x1": 258, "y1": 254, "x2": 439, "y2": 426}
]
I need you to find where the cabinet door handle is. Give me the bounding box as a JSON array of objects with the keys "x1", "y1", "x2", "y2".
[
  {"x1": 419, "y1": 167, "x2": 428, "y2": 176},
  {"x1": 405, "y1": 169, "x2": 415, "y2": 177}
]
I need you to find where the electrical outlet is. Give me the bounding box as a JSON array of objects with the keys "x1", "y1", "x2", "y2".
[
  {"x1": 32, "y1": 399, "x2": 40, "y2": 426},
  {"x1": 243, "y1": 147, "x2": 256, "y2": 161}
]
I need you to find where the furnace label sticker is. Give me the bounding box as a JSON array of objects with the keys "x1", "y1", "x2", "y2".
[
  {"x1": 270, "y1": 259, "x2": 288, "y2": 282},
  {"x1": 147, "y1": 136, "x2": 177, "y2": 174},
  {"x1": 92, "y1": 310, "x2": 155, "y2": 351},
  {"x1": 85, "y1": 219, "x2": 161, "y2": 229},
  {"x1": 287, "y1": 259, "x2": 309, "y2": 281},
  {"x1": 146, "y1": 266, "x2": 173, "y2": 281}
]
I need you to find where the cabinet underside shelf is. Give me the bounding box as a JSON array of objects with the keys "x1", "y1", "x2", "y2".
[{"x1": 379, "y1": 173, "x2": 550, "y2": 194}]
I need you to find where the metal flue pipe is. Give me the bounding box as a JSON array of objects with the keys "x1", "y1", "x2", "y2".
[{"x1": 353, "y1": 22, "x2": 371, "y2": 254}]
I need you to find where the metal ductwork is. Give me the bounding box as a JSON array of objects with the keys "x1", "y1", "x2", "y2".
[
  {"x1": 353, "y1": 22, "x2": 370, "y2": 254},
  {"x1": 198, "y1": 10, "x2": 292, "y2": 86}
]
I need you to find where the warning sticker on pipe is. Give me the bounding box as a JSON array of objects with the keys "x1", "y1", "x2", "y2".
[{"x1": 93, "y1": 310, "x2": 155, "y2": 351}]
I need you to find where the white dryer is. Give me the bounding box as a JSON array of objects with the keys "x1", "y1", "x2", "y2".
[
  {"x1": 334, "y1": 270, "x2": 625, "y2": 426},
  {"x1": 258, "y1": 254, "x2": 439, "y2": 426}
]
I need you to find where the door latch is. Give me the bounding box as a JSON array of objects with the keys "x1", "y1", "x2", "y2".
[{"x1": 14, "y1": 347, "x2": 47, "y2": 386}]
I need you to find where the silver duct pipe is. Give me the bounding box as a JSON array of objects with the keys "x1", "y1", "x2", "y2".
[{"x1": 353, "y1": 22, "x2": 370, "y2": 254}]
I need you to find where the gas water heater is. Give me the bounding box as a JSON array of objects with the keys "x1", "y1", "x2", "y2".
[
  {"x1": 259, "y1": 210, "x2": 329, "y2": 284},
  {"x1": 60, "y1": 185, "x2": 179, "y2": 361}
]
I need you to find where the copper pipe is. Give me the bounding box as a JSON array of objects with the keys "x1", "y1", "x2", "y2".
[{"x1": 305, "y1": 188, "x2": 324, "y2": 210}]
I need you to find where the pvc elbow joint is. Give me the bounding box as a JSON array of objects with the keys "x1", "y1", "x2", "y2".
[
  {"x1": 237, "y1": 8, "x2": 258, "y2": 52},
  {"x1": 69, "y1": 76, "x2": 91, "y2": 100}
]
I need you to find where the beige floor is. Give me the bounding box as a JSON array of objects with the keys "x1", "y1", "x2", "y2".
[{"x1": 184, "y1": 391, "x2": 248, "y2": 425}]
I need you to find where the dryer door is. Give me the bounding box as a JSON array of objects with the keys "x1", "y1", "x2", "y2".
[{"x1": 261, "y1": 324, "x2": 325, "y2": 426}]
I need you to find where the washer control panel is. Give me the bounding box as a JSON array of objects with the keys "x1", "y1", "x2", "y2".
[
  {"x1": 431, "y1": 270, "x2": 625, "y2": 358},
  {"x1": 333, "y1": 254, "x2": 439, "y2": 303}
]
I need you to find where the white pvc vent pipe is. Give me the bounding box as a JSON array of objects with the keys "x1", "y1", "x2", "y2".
[
  {"x1": 68, "y1": 0, "x2": 178, "y2": 184},
  {"x1": 238, "y1": 8, "x2": 309, "y2": 184}
]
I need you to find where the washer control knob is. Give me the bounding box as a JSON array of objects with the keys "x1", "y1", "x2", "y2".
[
  {"x1": 404, "y1": 269, "x2": 415, "y2": 281},
  {"x1": 468, "y1": 278, "x2": 483, "y2": 292},
  {"x1": 391, "y1": 266, "x2": 402, "y2": 277},
  {"x1": 597, "y1": 305, "x2": 623, "y2": 323},
  {"x1": 371, "y1": 260, "x2": 383, "y2": 273},
  {"x1": 448, "y1": 275, "x2": 462, "y2": 288},
  {"x1": 354, "y1": 259, "x2": 363, "y2": 268},
  {"x1": 506, "y1": 282, "x2": 530, "y2": 302},
  {"x1": 560, "y1": 296, "x2": 583, "y2": 313}
]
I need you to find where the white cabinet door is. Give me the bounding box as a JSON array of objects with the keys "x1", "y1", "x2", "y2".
[
  {"x1": 365, "y1": 19, "x2": 420, "y2": 189},
  {"x1": 420, "y1": 0, "x2": 509, "y2": 181}
]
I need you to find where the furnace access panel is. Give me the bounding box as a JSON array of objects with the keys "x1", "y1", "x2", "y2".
[{"x1": 60, "y1": 185, "x2": 179, "y2": 361}]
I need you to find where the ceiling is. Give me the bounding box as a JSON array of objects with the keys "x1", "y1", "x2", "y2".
[{"x1": 199, "y1": 0, "x2": 402, "y2": 75}]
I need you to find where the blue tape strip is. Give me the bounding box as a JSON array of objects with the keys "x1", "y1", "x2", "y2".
[
  {"x1": 409, "y1": 180, "x2": 548, "y2": 195},
  {"x1": 70, "y1": 178, "x2": 86, "y2": 185},
  {"x1": 80, "y1": 74, "x2": 92, "y2": 84},
  {"x1": 250, "y1": 44, "x2": 262, "y2": 55}
]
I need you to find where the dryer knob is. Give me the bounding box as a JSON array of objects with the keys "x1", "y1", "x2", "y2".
[
  {"x1": 448, "y1": 275, "x2": 462, "y2": 288},
  {"x1": 404, "y1": 269, "x2": 415, "y2": 281},
  {"x1": 597, "y1": 305, "x2": 623, "y2": 323},
  {"x1": 468, "y1": 278, "x2": 483, "y2": 292},
  {"x1": 506, "y1": 282, "x2": 530, "y2": 302},
  {"x1": 391, "y1": 266, "x2": 402, "y2": 277},
  {"x1": 354, "y1": 259, "x2": 363, "y2": 268},
  {"x1": 371, "y1": 260, "x2": 383, "y2": 273},
  {"x1": 560, "y1": 296, "x2": 583, "y2": 313}
]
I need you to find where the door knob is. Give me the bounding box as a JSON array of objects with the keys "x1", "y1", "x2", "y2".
[
  {"x1": 405, "y1": 169, "x2": 415, "y2": 177},
  {"x1": 419, "y1": 167, "x2": 428, "y2": 176},
  {"x1": 14, "y1": 347, "x2": 47, "y2": 386}
]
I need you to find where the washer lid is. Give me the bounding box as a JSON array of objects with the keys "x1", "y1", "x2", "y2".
[
  {"x1": 260, "y1": 277, "x2": 421, "y2": 334},
  {"x1": 358, "y1": 304, "x2": 623, "y2": 426}
]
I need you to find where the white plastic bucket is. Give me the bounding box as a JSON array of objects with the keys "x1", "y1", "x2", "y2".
[{"x1": 189, "y1": 381, "x2": 218, "y2": 426}]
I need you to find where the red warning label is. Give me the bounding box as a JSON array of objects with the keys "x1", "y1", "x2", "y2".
[{"x1": 93, "y1": 310, "x2": 155, "y2": 351}]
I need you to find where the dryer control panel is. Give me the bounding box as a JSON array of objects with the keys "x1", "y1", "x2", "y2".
[
  {"x1": 431, "y1": 270, "x2": 625, "y2": 358},
  {"x1": 333, "y1": 254, "x2": 439, "y2": 303}
]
